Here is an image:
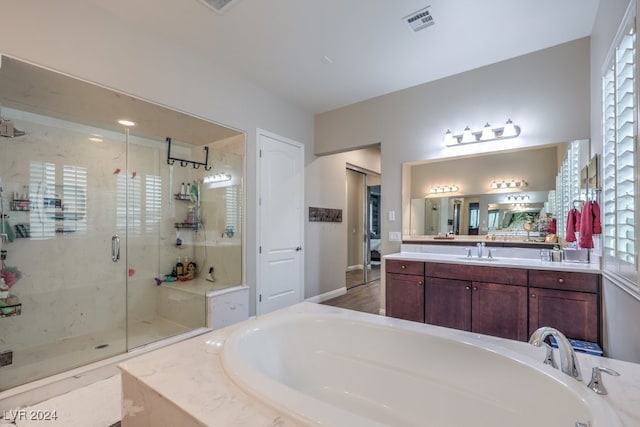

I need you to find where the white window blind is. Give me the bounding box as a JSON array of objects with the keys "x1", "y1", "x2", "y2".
[{"x1": 602, "y1": 7, "x2": 637, "y2": 287}]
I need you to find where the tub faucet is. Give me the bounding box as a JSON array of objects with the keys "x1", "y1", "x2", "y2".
[{"x1": 529, "y1": 327, "x2": 582, "y2": 382}]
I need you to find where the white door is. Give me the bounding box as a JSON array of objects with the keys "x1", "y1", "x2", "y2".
[{"x1": 257, "y1": 129, "x2": 304, "y2": 315}]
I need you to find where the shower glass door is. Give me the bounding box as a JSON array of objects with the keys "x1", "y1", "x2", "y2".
[
  {"x1": 0, "y1": 106, "x2": 128, "y2": 391},
  {"x1": 0, "y1": 55, "x2": 242, "y2": 391}
]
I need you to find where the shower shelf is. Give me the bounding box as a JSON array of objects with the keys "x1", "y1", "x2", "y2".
[
  {"x1": 10, "y1": 200, "x2": 31, "y2": 211},
  {"x1": 175, "y1": 222, "x2": 199, "y2": 230},
  {"x1": 0, "y1": 303, "x2": 22, "y2": 318},
  {"x1": 174, "y1": 194, "x2": 193, "y2": 201}
]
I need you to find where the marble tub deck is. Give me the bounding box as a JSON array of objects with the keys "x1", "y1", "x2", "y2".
[{"x1": 119, "y1": 303, "x2": 640, "y2": 427}]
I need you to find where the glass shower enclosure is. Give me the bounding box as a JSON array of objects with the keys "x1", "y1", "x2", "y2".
[{"x1": 0, "y1": 56, "x2": 244, "y2": 391}]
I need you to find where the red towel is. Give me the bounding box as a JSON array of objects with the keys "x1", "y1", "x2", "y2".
[
  {"x1": 592, "y1": 201, "x2": 602, "y2": 235},
  {"x1": 579, "y1": 202, "x2": 594, "y2": 249},
  {"x1": 547, "y1": 218, "x2": 557, "y2": 234},
  {"x1": 566, "y1": 209, "x2": 580, "y2": 242}
]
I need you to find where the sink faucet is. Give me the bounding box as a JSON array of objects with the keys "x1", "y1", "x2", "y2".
[
  {"x1": 476, "y1": 242, "x2": 485, "y2": 258},
  {"x1": 529, "y1": 327, "x2": 582, "y2": 382}
]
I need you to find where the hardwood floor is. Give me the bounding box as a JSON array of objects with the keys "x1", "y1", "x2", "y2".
[
  {"x1": 345, "y1": 264, "x2": 381, "y2": 289},
  {"x1": 321, "y1": 279, "x2": 381, "y2": 315}
]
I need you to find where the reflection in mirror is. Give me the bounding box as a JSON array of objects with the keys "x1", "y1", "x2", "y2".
[
  {"x1": 404, "y1": 141, "x2": 590, "y2": 242},
  {"x1": 410, "y1": 190, "x2": 552, "y2": 240},
  {"x1": 405, "y1": 146, "x2": 560, "y2": 240}
]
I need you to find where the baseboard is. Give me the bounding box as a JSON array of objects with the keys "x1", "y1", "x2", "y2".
[
  {"x1": 346, "y1": 264, "x2": 364, "y2": 271},
  {"x1": 305, "y1": 287, "x2": 347, "y2": 303}
]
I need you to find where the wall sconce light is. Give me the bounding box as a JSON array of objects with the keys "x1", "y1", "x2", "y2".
[
  {"x1": 429, "y1": 185, "x2": 459, "y2": 194},
  {"x1": 445, "y1": 119, "x2": 521, "y2": 146},
  {"x1": 203, "y1": 173, "x2": 232, "y2": 184},
  {"x1": 490, "y1": 179, "x2": 527, "y2": 189}
]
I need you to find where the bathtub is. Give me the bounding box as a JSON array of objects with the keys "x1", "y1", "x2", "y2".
[{"x1": 222, "y1": 304, "x2": 622, "y2": 427}]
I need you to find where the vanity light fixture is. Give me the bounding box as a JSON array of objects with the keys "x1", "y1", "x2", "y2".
[
  {"x1": 490, "y1": 179, "x2": 527, "y2": 190},
  {"x1": 506, "y1": 194, "x2": 530, "y2": 202},
  {"x1": 444, "y1": 119, "x2": 521, "y2": 146},
  {"x1": 429, "y1": 185, "x2": 459, "y2": 194},
  {"x1": 203, "y1": 173, "x2": 232, "y2": 184}
]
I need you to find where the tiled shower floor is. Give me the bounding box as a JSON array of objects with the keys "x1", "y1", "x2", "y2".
[{"x1": 1, "y1": 317, "x2": 192, "y2": 391}]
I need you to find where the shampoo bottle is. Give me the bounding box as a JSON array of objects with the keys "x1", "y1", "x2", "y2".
[{"x1": 176, "y1": 257, "x2": 184, "y2": 276}]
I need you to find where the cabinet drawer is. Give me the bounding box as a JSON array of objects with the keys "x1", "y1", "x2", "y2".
[
  {"x1": 386, "y1": 259, "x2": 424, "y2": 276},
  {"x1": 528, "y1": 270, "x2": 599, "y2": 293},
  {"x1": 426, "y1": 263, "x2": 527, "y2": 286}
]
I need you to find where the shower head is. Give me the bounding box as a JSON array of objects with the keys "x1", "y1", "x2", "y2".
[{"x1": 0, "y1": 119, "x2": 25, "y2": 138}]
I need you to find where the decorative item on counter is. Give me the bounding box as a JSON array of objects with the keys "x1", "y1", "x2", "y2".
[
  {"x1": 545, "y1": 233, "x2": 558, "y2": 243},
  {"x1": 539, "y1": 249, "x2": 552, "y2": 262},
  {"x1": 551, "y1": 245, "x2": 563, "y2": 262}
]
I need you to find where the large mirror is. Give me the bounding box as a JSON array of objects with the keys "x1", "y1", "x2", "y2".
[{"x1": 404, "y1": 142, "x2": 589, "y2": 242}]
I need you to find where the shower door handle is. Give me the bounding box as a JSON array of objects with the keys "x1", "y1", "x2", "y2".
[{"x1": 112, "y1": 235, "x2": 120, "y2": 262}]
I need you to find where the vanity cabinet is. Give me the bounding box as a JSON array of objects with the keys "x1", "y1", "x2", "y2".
[
  {"x1": 425, "y1": 263, "x2": 528, "y2": 341},
  {"x1": 528, "y1": 270, "x2": 600, "y2": 343},
  {"x1": 385, "y1": 259, "x2": 601, "y2": 345},
  {"x1": 385, "y1": 260, "x2": 424, "y2": 322}
]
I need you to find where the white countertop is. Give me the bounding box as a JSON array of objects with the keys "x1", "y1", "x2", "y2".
[
  {"x1": 385, "y1": 251, "x2": 601, "y2": 273},
  {"x1": 119, "y1": 303, "x2": 640, "y2": 426}
]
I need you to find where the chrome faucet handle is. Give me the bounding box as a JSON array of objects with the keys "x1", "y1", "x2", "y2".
[
  {"x1": 541, "y1": 342, "x2": 557, "y2": 368},
  {"x1": 465, "y1": 247, "x2": 472, "y2": 258},
  {"x1": 587, "y1": 366, "x2": 620, "y2": 395},
  {"x1": 487, "y1": 248, "x2": 494, "y2": 259}
]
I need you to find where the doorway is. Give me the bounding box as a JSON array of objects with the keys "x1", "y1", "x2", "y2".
[{"x1": 346, "y1": 166, "x2": 381, "y2": 289}]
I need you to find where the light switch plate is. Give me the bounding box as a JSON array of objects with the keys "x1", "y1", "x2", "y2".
[
  {"x1": 388, "y1": 210, "x2": 396, "y2": 221},
  {"x1": 389, "y1": 231, "x2": 401, "y2": 241}
]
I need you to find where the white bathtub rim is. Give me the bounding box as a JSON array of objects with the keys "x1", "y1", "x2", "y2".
[{"x1": 222, "y1": 303, "x2": 622, "y2": 427}]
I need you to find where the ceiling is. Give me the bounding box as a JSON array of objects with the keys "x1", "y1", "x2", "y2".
[
  {"x1": 86, "y1": 0, "x2": 600, "y2": 114},
  {"x1": 0, "y1": 56, "x2": 242, "y2": 145}
]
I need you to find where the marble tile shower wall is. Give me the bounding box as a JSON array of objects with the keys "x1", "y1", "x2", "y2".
[{"x1": 0, "y1": 108, "x2": 243, "y2": 357}]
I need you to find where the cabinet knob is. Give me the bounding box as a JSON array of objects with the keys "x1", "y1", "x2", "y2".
[
  {"x1": 531, "y1": 293, "x2": 537, "y2": 299},
  {"x1": 473, "y1": 286, "x2": 478, "y2": 291},
  {"x1": 465, "y1": 286, "x2": 471, "y2": 290},
  {"x1": 401, "y1": 265, "x2": 406, "y2": 269},
  {"x1": 418, "y1": 281, "x2": 423, "y2": 286},
  {"x1": 558, "y1": 278, "x2": 564, "y2": 283}
]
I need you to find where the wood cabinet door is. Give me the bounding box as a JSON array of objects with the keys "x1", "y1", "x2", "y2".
[
  {"x1": 385, "y1": 273, "x2": 424, "y2": 323},
  {"x1": 529, "y1": 287, "x2": 599, "y2": 343},
  {"x1": 425, "y1": 277, "x2": 471, "y2": 332},
  {"x1": 471, "y1": 282, "x2": 528, "y2": 341}
]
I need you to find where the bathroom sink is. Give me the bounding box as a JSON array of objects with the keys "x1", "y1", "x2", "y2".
[{"x1": 457, "y1": 256, "x2": 500, "y2": 262}]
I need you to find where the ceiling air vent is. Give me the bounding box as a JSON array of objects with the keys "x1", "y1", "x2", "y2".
[
  {"x1": 403, "y1": 6, "x2": 435, "y2": 33},
  {"x1": 198, "y1": 0, "x2": 241, "y2": 14}
]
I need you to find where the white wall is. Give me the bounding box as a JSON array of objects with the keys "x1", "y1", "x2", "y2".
[
  {"x1": 316, "y1": 38, "x2": 591, "y2": 258},
  {"x1": 305, "y1": 146, "x2": 380, "y2": 298},
  {"x1": 0, "y1": 0, "x2": 315, "y2": 316},
  {"x1": 590, "y1": 0, "x2": 640, "y2": 363}
]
